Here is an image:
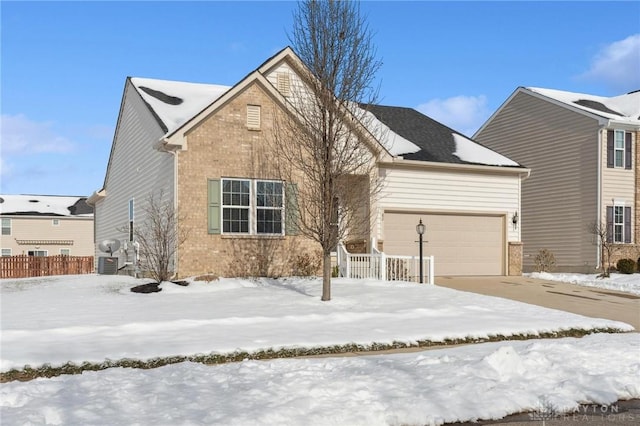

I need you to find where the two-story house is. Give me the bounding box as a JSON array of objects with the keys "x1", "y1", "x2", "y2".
[
  {"x1": 0, "y1": 194, "x2": 94, "y2": 257},
  {"x1": 475, "y1": 87, "x2": 639, "y2": 272}
]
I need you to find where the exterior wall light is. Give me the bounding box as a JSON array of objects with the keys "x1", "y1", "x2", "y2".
[{"x1": 416, "y1": 219, "x2": 425, "y2": 283}]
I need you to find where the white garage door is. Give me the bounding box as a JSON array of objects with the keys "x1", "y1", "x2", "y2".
[{"x1": 383, "y1": 212, "x2": 505, "y2": 276}]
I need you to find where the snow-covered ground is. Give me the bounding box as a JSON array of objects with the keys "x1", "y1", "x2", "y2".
[
  {"x1": 1, "y1": 274, "x2": 637, "y2": 425},
  {"x1": 2, "y1": 333, "x2": 638, "y2": 425},
  {"x1": 529, "y1": 271, "x2": 640, "y2": 295},
  {"x1": 0, "y1": 275, "x2": 633, "y2": 372}
]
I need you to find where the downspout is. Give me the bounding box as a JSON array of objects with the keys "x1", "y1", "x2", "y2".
[
  {"x1": 169, "y1": 148, "x2": 179, "y2": 280},
  {"x1": 596, "y1": 125, "x2": 605, "y2": 269}
]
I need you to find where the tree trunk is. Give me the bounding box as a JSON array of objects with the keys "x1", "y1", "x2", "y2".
[{"x1": 322, "y1": 251, "x2": 332, "y2": 301}]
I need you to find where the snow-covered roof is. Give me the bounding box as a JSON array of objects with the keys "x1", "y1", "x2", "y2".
[
  {"x1": 0, "y1": 195, "x2": 93, "y2": 217},
  {"x1": 527, "y1": 87, "x2": 640, "y2": 124},
  {"x1": 130, "y1": 77, "x2": 231, "y2": 135},
  {"x1": 452, "y1": 133, "x2": 518, "y2": 166},
  {"x1": 365, "y1": 104, "x2": 523, "y2": 168}
]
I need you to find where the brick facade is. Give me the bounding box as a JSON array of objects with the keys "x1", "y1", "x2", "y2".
[
  {"x1": 175, "y1": 82, "x2": 318, "y2": 278},
  {"x1": 508, "y1": 242, "x2": 523, "y2": 276}
]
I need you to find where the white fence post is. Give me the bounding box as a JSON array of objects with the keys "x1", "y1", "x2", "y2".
[
  {"x1": 380, "y1": 251, "x2": 387, "y2": 281},
  {"x1": 428, "y1": 255, "x2": 434, "y2": 284}
]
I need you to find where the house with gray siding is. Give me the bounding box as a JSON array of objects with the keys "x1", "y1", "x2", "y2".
[
  {"x1": 89, "y1": 47, "x2": 528, "y2": 278},
  {"x1": 475, "y1": 87, "x2": 640, "y2": 272}
]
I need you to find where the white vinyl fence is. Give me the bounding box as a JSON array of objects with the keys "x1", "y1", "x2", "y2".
[{"x1": 337, "y1": 243, "x2": 434, "y2": 284}]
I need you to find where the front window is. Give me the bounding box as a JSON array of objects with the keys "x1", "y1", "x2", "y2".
[
  {"x1": 256, "y1": 181, "x2": 283, "y2": 234},
  {"x1": 1, "y1": 249, "x2": 11, "y2": 257},
  {"x1": 1, "y1": 218, "x2": 11, "y2": 235},
  {"x1": 221, "y1": 178, "x2": 284, "y2": 235},
  {"x1": 222, "y1": 179, "x2": 250, "y2": 233},
  {"x1": 128, "y1": 199, "x2": 135, "y2": 241},
  {"x1": 614, "y1": 205, "x2": 624, "y2": 243},
  {"x1": 28, "y1": 250, "x2": 47, "y2": 257},
  {"x1": 614, "y1": 130, "x2": 625, "y2": 168},
  {"x1": 60, "y1": 249, "x2": 70, "y2": 256}
]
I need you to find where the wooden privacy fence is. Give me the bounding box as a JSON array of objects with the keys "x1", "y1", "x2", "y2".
[{"x1": 0, "y1": 255, "x2": 94, "y2": 279}]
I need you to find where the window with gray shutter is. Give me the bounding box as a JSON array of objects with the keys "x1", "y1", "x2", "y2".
[{"x1": 624, "y1": 206, "x2": 632, "y2": 243}]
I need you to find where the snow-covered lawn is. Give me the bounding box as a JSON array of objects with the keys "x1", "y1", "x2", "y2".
[
  {"x1": 1, "y1": 275, "x2": 633, "y2": 372},
  {"x1": 1, "y1": 274, "x2": 638, "y2": 425},
  {"x1": 529, "y1": 271, "x2": 640, "y2": 295},
  {"x1": 2, "y1": 333, "x2": 638, "y2": 425}
]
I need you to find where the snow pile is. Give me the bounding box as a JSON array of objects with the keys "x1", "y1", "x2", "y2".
[
  {"x1": 1, "y1": 333, "x2": 638, "y2": 425},
  {"x1": 452, "y1": 133, "x2": 519, "y2": 166},
  {"x1": 529, "y1": 272, "x2": 640, "y2": 295},
  {"x1": 0, "y1": 275, "x2": 633, "y2": 372}
]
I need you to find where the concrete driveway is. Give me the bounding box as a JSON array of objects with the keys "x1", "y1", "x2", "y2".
[{"x1": 435, "y1": 275, "x2": 640, "y2": 330}]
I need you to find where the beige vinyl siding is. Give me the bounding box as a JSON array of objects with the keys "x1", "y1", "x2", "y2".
[
  {"x1": 475, "y1": 91, "x2": 600, "y2": 271},
  {"x1": 601, "y1": 128, "x2": 635, "y2": 201},
  {"x1": 94, "y1": 81, "x2": 175, "y2": 266},
  {"x1": 377, "y1": 165, "x2": 521, "y2": 243},
  {"x1": 0, "y1": 216, "x2": 94, "y2": 256}
]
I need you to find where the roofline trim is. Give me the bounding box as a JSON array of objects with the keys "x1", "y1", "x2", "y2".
[{"x1": 379, "y1": 157, "x2": 531, "y2": 177}]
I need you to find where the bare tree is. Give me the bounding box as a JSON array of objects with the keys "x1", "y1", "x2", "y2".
[
  {"x1": 272, "y1": 0, "x2": 382, "y2": 301},
  {"x1": 134, "y1": 193, "x2": 189, "y2": 282},
  {"x1": 588, "y1": 221, "x2": 620, "y2": 277}
]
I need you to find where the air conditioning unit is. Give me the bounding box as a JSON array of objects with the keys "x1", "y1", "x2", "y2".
[{"x1": 98, "y1": 256, "x2": 118, "y2": 275}]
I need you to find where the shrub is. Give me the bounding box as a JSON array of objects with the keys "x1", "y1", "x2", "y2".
[
  {"x1": 292, "y1": 251, "x2": 322, "y2": 276},
  {"x1": 534, "y1": 249, "x2": 556, "y2": 272},
  {"x1": 616, "y1": 258, "x2": 636, "y2": 274}
]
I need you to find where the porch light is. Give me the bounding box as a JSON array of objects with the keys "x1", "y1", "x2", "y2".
[
  {"x1": 512, "y1": 211, "x2": 519, "y2": 229},
  {"x1": 416, "y1": 219, "x2": 425, "y2": 283}
]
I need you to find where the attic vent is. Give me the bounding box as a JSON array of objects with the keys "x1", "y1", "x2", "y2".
[
  {"x1": 139, "y1": 86, "x2": 183, "y2": 106},
  {"x1": 277, "y1": 72, "x2": 291, "y2": 97},
  {"x1": 573, "y1": 99, "x2": 623, "y2": 117},
  {"x1": 247, "y1": 105, "x2": 261, "y2": 129}
]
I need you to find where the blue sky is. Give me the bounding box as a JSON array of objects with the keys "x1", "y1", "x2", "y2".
[{"x1": 2, "y1": 1, "x2": 639, "y2": 196}]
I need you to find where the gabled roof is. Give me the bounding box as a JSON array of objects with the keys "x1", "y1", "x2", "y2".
[
  {"x1": 365, "y1": 105, "x2": 521, "y2": 167},
  {"x1": 0, "y1": 195, "x2": 93, "y2": 217},
  {"x1": 527, "y1": 87, "x2": 640, "y2": 124},
  {"x1": 120, "y1": 47, "x2": 520, "y2": 169},
  {"x1": 130, "y1": 77, "x2": 231, "y2": 135}
]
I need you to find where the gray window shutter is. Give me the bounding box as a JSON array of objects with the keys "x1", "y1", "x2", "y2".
[
  {"x1": 208, "y1": 179, "x2": 221, "y2": 234},
  {"x1": 624, "y1": 206, "x2": 632, "y2": 243},
  {"x1": 285, "y1": 183, "x2": 299, "y2": 236},
  {"x1": 606, "y1": 206, "x2": 613, "y2": 243},
  {"x1": 606, "y1": 130, "x2": 614, "y2": 168},
  {"x1": 625, "y1": 132, "x2": 632, "y2": 170}
]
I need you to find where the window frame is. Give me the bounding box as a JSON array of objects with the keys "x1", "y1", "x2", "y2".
[
  {"x1": 1, "y1": 248, "x2": 11, "y2": 257},
  {"x1": 614, "y1": 130, "x2": 625, "y2": 168},
  {"x1": 1, "y1": 218, "x2": 11, "y2": 236},
  {"x1": 613, "y1": 205, "x2": 624, "y2": 243},
  {"x1": 220, "y1": 178, "x2": 285, "y2": 236},
  {"x1": 60, "y1": 248, "x2": 71, "y2": 256},
  {"x1": 28, "y1": 250, "x2": 48, "y2": 257},
  {"x1": 128, "y1": 198, "x2": 135, "y2": 242},
  {"x1": 221, "y1": 178, "x2": 251, "y2": 234},
  {"x1": 256, "y1": 180, "x2": 284, "y2": 235}
]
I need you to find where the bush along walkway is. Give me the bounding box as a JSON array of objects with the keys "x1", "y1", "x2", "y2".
[{"x1": 0, "y1": 327, "x2": 627, "y2": 383}]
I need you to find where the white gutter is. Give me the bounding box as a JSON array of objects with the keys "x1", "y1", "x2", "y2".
[{"x1": 596, "y1": 125, "x2": 605, "y2": 269}]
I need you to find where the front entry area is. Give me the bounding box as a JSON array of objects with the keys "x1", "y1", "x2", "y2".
[{"x1": 383, "y1": 212, "x2": 505, "y2": 276}]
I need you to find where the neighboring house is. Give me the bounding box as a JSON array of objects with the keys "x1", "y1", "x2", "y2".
[
  {"x1": 89, "y1": 47, "x2": 528, "y2": 278},
  {"x1": 474, "y1": 87, "x2": 640, "y2": 272},
  {"x1": 0, "y1": 195, "x2": 94, "y2": 257}
]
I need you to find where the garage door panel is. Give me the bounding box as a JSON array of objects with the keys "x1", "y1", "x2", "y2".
[{"x1": 384, "y1": 212, "x2": 504, "y2": 276}]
